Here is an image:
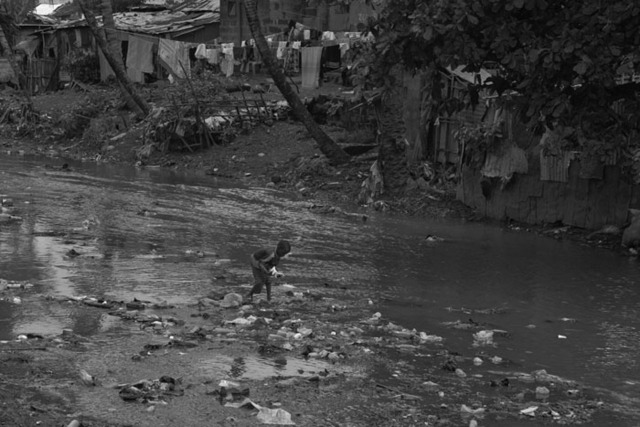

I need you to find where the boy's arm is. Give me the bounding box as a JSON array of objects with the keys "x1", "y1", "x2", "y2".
[{"x1": 252, "y1": 249, "x2": 274, "y2": 273}]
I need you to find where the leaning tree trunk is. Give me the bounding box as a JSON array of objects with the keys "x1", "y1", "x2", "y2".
[
  {"x1": 376, "y1": 89, "x2": 410, "y2": 194},
  {"x1": 101, "y1": 0, "x2": 123, "y2": 69},
  {"x1": 241, "y1": 0, "x2": 350, "y2": 165},
  {"x1": 77, "y1": 0, "x2": 149, "y2": 118},
  {"x1": 0, "y1": 6, "x2": 32, "y2": 108}
]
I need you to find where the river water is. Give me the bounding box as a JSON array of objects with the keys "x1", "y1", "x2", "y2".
[{"x1": 1, "y1": 153, "x2": 640, "y2": 425}]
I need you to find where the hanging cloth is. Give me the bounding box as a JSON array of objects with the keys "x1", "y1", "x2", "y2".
[
  {"x1": 339, "y1": 42, "x2": 350, "y2": 58},
  {"x1": 205, "y1": 48, "x2": 220, "y2": 65},
  {"x1": 220, "y1": 43, "x2": 235, "y2": 77},
  {"x1": 301, "y1": 46, "x2": 323, "y2": 89},
  {"x1": 158, "y1": 38, "x2": 190, "y2": 78},
  {"x1": 276, "y1": 41, "x2": 287, "y2": 59},
  {"x1": 126, "y1": 35, "x2": 155, "y2": 83},
  {"x1": 195, "y1": 43, "x2": 207, "y2": 59}
]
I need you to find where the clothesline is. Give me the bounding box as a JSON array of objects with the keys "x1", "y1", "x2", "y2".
[
  {"x1": 99, "y1": 25, "x2": 364, "y2": 49},
  {"x1": 271, "y1": 10, "x2": 323, "y2": 20},
  {"x1": 97, "y1": 25, "x2": 364, "y2": 83},
  {"x1": 101, "y1": 26, "x2": 216, "y2": 47}
]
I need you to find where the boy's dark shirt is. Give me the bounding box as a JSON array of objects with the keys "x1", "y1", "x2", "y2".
[{"x1": 252, "y1": 248, "x2": 280, "y2": 271}]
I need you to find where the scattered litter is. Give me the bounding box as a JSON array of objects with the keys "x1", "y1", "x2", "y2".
[
  {"x1": 472, "y1": 330, "x2": 494, "y2": 347},
  {"x1": 419, "y1": 332, "x2": 443, "y2": 343},
  {"x1": 79, "y1": 369, "x2": 97, "y2": 386},
  {"x1": 460, "y1": 404, "x2": 485, "y2": 415},
  {"x1": 213, "y1": 379, "x2": 250, "y2": 402},
  {"x1": 257, "y1": 406, "x2": 296, "y2": 425},
  {"x1": 520, "y1": 406, "x2": 538, "y2": 416},
  {"x1": 118, "y1": 376, "x2": 183, "y2": 403},
  {"x1": 0, "y1": 279, "x2": 34, "y2": 290},
  {"x1": 455, "y1": 368, "x2": 467, "y2": 378},
  {"x1": 225, "y1": 316, "x2": 258, "y2": 326},
  {"x1": 222, "y1": 395, "x2": 295, "y2": 425}
]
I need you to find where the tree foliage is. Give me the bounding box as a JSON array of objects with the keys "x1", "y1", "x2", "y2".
[{"x1": 366, "y1": 0, "x2": 640, "y2": 158}]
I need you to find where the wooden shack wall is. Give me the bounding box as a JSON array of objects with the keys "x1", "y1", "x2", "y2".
[{"x1": 458, "y1": 161, "x2": 640, "y2": 229}]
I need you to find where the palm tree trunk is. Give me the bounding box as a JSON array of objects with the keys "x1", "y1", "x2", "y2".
[
  {"x1": 101, "y1": 0, "x2": 123, "y2": 68},
  {"x1": 241, "y1": 0, "x2": 350, "y2": 165},
  {"x1": 77, "y1": 0, "x2": 149, "y2": 118},
  {"x1": 376, "y1": 90, "x2": 409, "y2": 194}
]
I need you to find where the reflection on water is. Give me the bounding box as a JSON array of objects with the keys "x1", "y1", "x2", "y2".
[
  {"x1": 200, "y1": 354, "x2": 334, "y2": 381},
  {"x1": 0, "y1": 301, "x2": 13, "y2": 341},
  {"x1": 1, "y1": 153, "x2": 640, "y2": 406}
]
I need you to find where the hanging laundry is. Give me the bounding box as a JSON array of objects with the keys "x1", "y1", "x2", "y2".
[
  {"x1": 322, "y1": 44, "x2": 341, "y2": 69},
  {"x1": 195, "y1": 43, "x2": 207, "y2": 59},
  {"x1": 158, "y1": 38, "x2": 190, "y2": 79},
  {"x1": 126, "y1": 35, "x2": 154, "y2": 83},
  {"x1": 301, "y1": 46, "x2": 323, "y2": 89},
  {"x1": 276, "y1": 41, "x2": 287, "y2": 59},
  {"x1": 220, "y1": 43, "x2": 235, "y2": 77},
  {"x1": 74, "y1": 29, "x2": 83, "y2": 48},
  {"x1": 205, "y1": 48, "x2": 220, "y2": 65},
  {"x1": 322, "y1": 31, "x2": 336, "y2": 41},
  {"x1": 339, "y1": 42, "x2": 350, "y2": 58}
]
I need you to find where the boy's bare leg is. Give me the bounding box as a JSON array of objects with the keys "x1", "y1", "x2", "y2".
[{"x1": 246, "y1": 282, "x2": 261, "y2": 301}]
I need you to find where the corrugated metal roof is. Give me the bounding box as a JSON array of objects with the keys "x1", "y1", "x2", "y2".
[
  {"x1": 114, "y1": 10, "x2": 219, "y2": 35},
  {"x1": 55, "y1": 8, "x2": 219, "y2": 36},
  {"x1": 173, "y1": 0, "x2": 220, "y2": 12}
]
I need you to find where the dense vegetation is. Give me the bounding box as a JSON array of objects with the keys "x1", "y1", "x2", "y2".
[{"x1": 357, "y1": 0, "x2": 640, "y2": 175}]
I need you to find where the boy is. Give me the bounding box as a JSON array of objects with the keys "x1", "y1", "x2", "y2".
[{"x1": 247, "y1": 240, "x2": 291, "y2": 302}]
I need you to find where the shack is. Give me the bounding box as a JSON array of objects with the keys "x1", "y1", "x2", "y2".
[{"x1": 17, "y1": 0, "x2": 220, "y2": 88}]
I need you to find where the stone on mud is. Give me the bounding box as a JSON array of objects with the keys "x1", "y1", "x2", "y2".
[{"x1": 220, "y1": 292, "x2": 243, "y2": 308}]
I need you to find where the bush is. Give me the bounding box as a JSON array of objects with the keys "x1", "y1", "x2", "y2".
[{"x1": 56, "y1": 91, "x2": 110, "y2": 139}]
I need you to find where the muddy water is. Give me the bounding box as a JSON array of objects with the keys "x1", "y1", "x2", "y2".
[{"x1": 2, "y1": 154, "x2": 640, "y2": 421}]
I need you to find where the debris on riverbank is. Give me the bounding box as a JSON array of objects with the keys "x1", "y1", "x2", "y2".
[{"x1": 2, "y1": 268, "x2": 638, "y2": 426}]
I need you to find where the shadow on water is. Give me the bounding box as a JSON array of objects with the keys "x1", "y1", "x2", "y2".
[{"x1": 2, "y1": 153, "x2": 640, "y2": 425}]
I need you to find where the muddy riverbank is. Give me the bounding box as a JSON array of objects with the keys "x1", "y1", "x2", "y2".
[
  {"x1": 0, "y1": 79, "x2": 629, "y2": 255},
  {"x1": 2, "y1": 271, "x2": 639, "y2": 427},
  {"x1": 0, "y1": 79, "x2": 638, "y2": 426}
]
